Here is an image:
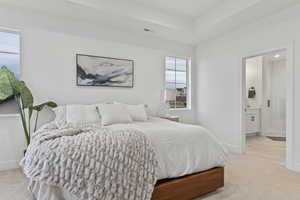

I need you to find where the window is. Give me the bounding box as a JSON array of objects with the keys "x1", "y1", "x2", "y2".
[
  {"x1": 165, "y1": 56, "x2": 190, "y2": 109},
  {"x1": 0, "y1": 31, "x2": 20, "y2": 79},
  {"x1": 0, "y1": 30, "x2": 20, "y2": 103}
]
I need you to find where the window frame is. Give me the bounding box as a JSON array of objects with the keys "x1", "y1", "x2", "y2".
[
  {"x1": 0, "y1": 27, "x2": 22, "y2": 79},
  {"x1": 164, "y1": 56, "x2": 191, "y2": 110}
]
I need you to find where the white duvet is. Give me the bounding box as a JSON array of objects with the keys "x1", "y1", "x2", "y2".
[
  {"x1": 31, "y1": 117, "x2": 227, "y2": 200},
  {"x1": 109, "y1": 117, "x2": 227, "y2": 179}
]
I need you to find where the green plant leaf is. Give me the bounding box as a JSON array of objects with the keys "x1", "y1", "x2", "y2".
[
  {"x1": 32, "y1": 101, "x2": 57, "y2": 133},
  {"x1": 1, "y1": 66, "x2": 19, "y2": 93},
  {"x1": 1, "y1": 66, "x2": 58, "y2": 146},
  {"x1": 0, "y1": 66, "x2": 33, "y2": 108},
  {"x1": 0, "y1": 66, "x2": 14, "y2": 101},
  {"x1": 28, "y1": 106, "x2": 33, "y2": 119},
  {"x1": 17, "y1": 81, "x2": 33, "y2": 109},
  {"x1": 32, "y1": 101, "x2": 57, "y2": 111}
]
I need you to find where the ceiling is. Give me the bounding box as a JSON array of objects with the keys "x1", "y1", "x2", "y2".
[
  {"x1": 264, "y1": 49, "x2": 287, "y2": 62},
  {"x1": 0, "y1": 0, "x2": 299, "y2": 45},
  {"x1": 132, "y1": 0, "x2": 224, "y2": 18}
]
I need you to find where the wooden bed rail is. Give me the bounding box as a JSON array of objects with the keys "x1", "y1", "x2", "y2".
[{"x1": 152, "y1": 167, "x2": 224, "y2": 200}]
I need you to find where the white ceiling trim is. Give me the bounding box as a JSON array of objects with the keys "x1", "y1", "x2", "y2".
[
  {"x1": 0, "y1": 0, "x2": 299, "y2": 45},
  {"x1": 194, "y1": 0, "x2": 300, "y2": 42},
  {"x1": 66, "y1": 0, "x2": 194, "y2": 31}
]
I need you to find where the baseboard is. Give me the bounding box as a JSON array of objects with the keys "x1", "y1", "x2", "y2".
[
  {"x1": 261, "y1": 130, "x2": 286, "y2": 137},
  {"x1": 246, "y1": 132, "x2": 260, "y2": 137},
  {"x1": 263, "y1": 134, "x2": 286, "y2": 137},
  {"x1": 222, "y1": 143, "x2": 241, "y2": 154},
  {"x1": 293, "y1": 162, "x2": 300, "y2": 173},
  {"x1": 0, "y1": 160, "x2": 20, "y2": 171}
]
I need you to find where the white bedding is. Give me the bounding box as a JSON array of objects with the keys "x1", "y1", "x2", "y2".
[
  {"x1": 31, "y1": 117, "x2": 227, "y2": 200},
  {"x1": 109, "y1": 117, "x2": 227, "y2": 179}
]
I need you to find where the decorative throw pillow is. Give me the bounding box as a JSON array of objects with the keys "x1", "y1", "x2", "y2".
[
  {"x1": 97, "y1": 104, "x2": 133, "y2": 126},
  {"x1": 52, "y1": 104, "x2": 103, "y2": 129},
  {"x1": 114, "y1": 102, "x2": 149, "y2": 121},
  {"x1": 66, "y1": 104, "x2": 101, "y2": 126},
  {"x1": 143, "y1": 104, "x2": 152, "y2": 119},
  {"x1": 126, "y1": 104, "x2": 148, "y2": 121}
]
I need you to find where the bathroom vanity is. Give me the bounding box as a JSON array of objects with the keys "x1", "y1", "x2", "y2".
[{"x1": 246, "y1": 108, "x2": 260, "y2": 135}]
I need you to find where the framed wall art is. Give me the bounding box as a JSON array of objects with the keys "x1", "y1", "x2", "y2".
[{"x1": 76, "y1": 54, "x2": 134, "y2": 88}]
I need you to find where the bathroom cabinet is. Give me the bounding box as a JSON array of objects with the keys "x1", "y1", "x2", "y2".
[{"x1": 246, "y1": 108, "x2": 260, "y2": 134}]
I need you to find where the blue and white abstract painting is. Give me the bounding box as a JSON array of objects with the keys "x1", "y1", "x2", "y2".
[{"x1": 77, "y1": 54, "x2": 134, "y2": 88}]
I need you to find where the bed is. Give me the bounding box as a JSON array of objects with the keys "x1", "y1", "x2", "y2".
[{"x1": 26, "y1": 117, "x2": 227, "y2": 200}]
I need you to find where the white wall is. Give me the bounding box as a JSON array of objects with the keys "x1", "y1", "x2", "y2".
[
  {"x1": 196, "y1": 4, "x2": 300, "y2": 171},
  {"x1": 0, "y1": 116, "x2": 25, "y2": 170},
  {"x1": 0, "y1": 5, "x2": 196, "y2": 170}
]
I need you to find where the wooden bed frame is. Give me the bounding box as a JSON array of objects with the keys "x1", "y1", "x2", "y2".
[{"x1": 152, "y1": 167, "x2": 224, "y2": 200}]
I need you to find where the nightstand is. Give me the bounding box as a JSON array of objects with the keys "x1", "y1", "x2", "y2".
[{"x1": 160, "y1": 116, "x2": 180, "y2": 122}]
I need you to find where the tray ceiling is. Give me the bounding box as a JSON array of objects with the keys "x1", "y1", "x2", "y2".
[{"x1": 0, "y1": 0, "x2": 299, "y2": 45}]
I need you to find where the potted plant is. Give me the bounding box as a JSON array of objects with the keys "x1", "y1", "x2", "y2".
[{"x1": 0, "y1": 66, "x2": 57, "y2": 146}]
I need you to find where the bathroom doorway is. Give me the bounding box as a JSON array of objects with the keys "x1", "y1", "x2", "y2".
[{"x1": 243, "y1": 49, "x2": 287, "y2": 165}]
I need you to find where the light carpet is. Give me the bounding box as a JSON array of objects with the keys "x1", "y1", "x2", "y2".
[{"x1": 1, "y1": 136, "x2": 300, "y2": 200}]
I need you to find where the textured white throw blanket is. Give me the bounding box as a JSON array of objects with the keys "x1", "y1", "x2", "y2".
[{"x1": 20, "y1": 123, "x2": 158, "y2": 200}]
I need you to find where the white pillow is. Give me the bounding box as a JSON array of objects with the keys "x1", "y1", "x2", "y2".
[
  {"x1": 143, "y1": 104, "x2": 152, "y2": 118},
  {"x1": 66, "y1": 104, "x2": 100, "y2": 126},
  {"x1": 53, "y1": 104, "x2": 104, "y2": 129},
  {"x1": 52, "y1": 105, "x2": 67, "y2": 128},
  {"x1": 114, "y1": 102, "x2": 149, "y2": 121},
  {"x1": 97, "y1": 104, "x2": 133, "y2": 126},
  {"x1": 126, "y1": 104, "x2": 148, "y2": 121}
]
